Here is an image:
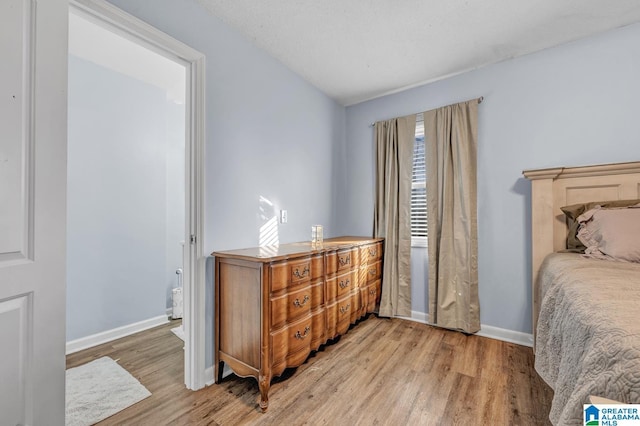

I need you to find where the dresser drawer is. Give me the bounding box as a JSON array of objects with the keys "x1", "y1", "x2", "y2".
[
  {"x1": 355, "y1": 265, "x2": 367, "y2": 288},
  {"x1": 351, "y1": 289, "x2": 362, "y2": 323},
  {"x1": 351, "y1": 247, "x2": 360, "y2": 268},
  {"x1": 366, "y1": 280, "x2": 381, "y2": 312},
  {"x1": 287, "y1": 316, "x2": 313, "y2": 356},
  {"x1": 325, "y1": 251, "x2": 337, "y2": 275},
  {"x1": 325, "y1": 302, "x2": 337, "y2": 339},
  {"x1": 310, "y1": 254, "x2": 324, "y2": 280},
  {"x1": 310, "y1": 309, "x2": 325, "y2": 351},
  {"x1": 290, "y1": 260, "x2": 312, "y2": 284},
  {"x1": 359, "y1": 245, "x2": 371, "y2": 264},
  {"x1": 271, "y1": 315, "x2": 313, "y2": 370},
  {"x1": 325, "y1": 275, "x2": 337, "y2": 303},
  {"x1": 360, "y1": 242, "x2": 382, "y2": 264},
  {"x1": 270, "y1": 258, "x2": 312, "y2": 292},
  {"x1": 337, "y1": 249, "x2": 353, "y2": 272},
  {"x1": 311, "y1": 281, "x2": 324, "y2": 309},
  {"x1": 336, "y1": 297, "x2": 351, "y2": 335},
  {"x1": 358, "y1": 286, "x2": 368, "y2": 318},
  {"x1": 337, "y1": 296, "x2": 352, "y2": 323},
  {"x1": 365, "y1": 260, "x2": 381, "y2": 283},
  {"x1": 271, "y1": 286, "x2": 312, "y2": 328},
  {"x1": 336, "y1": 271, "x2": 353, "y2": 299}
]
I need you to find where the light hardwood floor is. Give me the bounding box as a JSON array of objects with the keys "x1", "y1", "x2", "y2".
[{"x1": 66, "y1": 316, "x2": 553, "y2": 425}]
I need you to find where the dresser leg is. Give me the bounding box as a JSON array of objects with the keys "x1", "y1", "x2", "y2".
[{"x1": 258, "y1": 374, "x2": 269, "y2": 412}]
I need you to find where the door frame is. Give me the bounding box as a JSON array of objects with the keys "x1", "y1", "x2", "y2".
[{"x1": 69, "y1": 0, "x2": 207, "y2": 390}]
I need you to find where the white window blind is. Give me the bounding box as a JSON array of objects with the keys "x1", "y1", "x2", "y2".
[{"x1": 411, "y1": 114, "x2": 427, "y2": 247}]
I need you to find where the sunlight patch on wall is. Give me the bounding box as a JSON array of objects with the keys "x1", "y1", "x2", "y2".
[{"x1": 258, "y1": 196, "x2": 279, "y2": 247}]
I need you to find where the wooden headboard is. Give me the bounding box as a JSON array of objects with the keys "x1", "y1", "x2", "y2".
[{"x1": 523, "y1": 161, "x2": 640, "y2": 337}]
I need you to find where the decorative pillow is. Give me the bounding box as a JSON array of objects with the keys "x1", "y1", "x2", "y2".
[
  {"x1": 561, "y1": 199, "x2": 640, "y2": 251},
  {"x1": 576, "y1": 205, "x2": 640, "y2": 263}
]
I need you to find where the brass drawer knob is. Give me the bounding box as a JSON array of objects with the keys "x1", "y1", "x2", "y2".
[
  {"x1": 340, "y1": 304, "x2": 351, "y2": 314},
  {"x1": 339, "y1": 279, "x2": 350, "y2": 289},
  {"x1": 339, "y1": 256, "x2": 350, "y2": 267},
  {"x1": 368, "y1": 268, "x2": 376, "y2": 276},
  {"x1": 293, "y1": 266, "x2": 310, "y2": 279},
  {"x1": 294, "y1": 326, "x2": 311, "y2": 340},
  {"x1": 293, "y1": 295, "x2": 310, "y2": 307}
]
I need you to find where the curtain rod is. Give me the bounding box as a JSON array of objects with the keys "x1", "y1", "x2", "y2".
[{"x1": 369, "y1": 96, "x2": 484, "y2": 127}]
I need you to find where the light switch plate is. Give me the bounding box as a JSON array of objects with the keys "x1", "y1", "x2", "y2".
[{"x1": 280, "y1": 209, "x2": 287, "y2": 223}]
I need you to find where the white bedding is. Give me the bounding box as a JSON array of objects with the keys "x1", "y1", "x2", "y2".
[{"x1": 535, "y1": 252, "x2": 640, "y2": 425}]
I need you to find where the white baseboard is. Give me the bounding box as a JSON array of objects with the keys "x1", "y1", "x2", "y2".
[
  {"x1": 204, "y1": 363, "x2": 232, "y2": 386},
  {"x1": 399, "y1": 311, "x2": 429, "y2": 324},
  {"x1": 205, "y1": 366, "x2": 214, "y2": 386},
  {"x1": 476, "y1": 324, "x2": 533, "y2": 347},
  {"x1": 66, "y1": 314, "x2": 170, "y2": 355},
  {"x1": 397, "y1": 310, "x2": 533, "y2": 347}
]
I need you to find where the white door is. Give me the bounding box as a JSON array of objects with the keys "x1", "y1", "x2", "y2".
[{"x1": 0, "y1": 0, "x2": 68, "y2": 425}]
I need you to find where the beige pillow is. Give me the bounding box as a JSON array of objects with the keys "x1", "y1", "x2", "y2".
[
  {"x1": 577, "y1": 205, "x2": 640, "y2": 263},
  {"x1": 561, "y1": 199, "x2": 640, "y2": 251}
]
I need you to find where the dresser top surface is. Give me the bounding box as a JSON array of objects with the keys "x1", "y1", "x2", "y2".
[{"x1": 212, "y1": 236, "x2": 382, "y2": 263}]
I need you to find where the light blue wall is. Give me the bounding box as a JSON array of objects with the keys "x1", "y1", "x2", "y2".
[
  {"x1": 102, "y1": 0, "x2": 640, "y2": 354},
  {"x1": 164, "y1": 101, "x2": 186, "y2": 309},
  {"x1": 345, "y1": 23, "x2": 640, "y2": 334},
  {"x1": 106, "y1": 0, "x2": 347, "y2": 366},
  {"x1": 67, "y1": 55, "x2": 185, "y2": 340},
  {"x1": 107, "y1": 0, "x2": 346, "y2": 252}
]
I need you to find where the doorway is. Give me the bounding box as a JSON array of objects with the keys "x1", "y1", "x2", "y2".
[{"x1": 67, "y1": 0, "x2": 206, "y2": 390}]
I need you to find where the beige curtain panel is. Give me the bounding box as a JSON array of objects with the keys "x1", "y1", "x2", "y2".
[
  {"x1": 374, "y1": 115, "x2": 416, "y2": 318},
  {"x1": 424, "y1": 99, "x2": 480, "y2": 333}
]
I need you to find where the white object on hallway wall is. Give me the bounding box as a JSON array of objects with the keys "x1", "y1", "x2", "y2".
[
  {"x1": 171, "y1": 266, "x2": 185, "y2": 341},
  {"x1": 172, "y1": 287, "x2": 183, "y2": 320},
  {"x1": 172, "y1": 267, "x2": 184, "y2": 320}
]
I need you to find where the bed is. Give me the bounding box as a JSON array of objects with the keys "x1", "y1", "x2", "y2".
[{"x1": 523, "y1": 161, "x2": 640, "y2": 425}]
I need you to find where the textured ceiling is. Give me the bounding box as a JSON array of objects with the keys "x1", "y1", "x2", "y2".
[{"x1": 196, "y1": 0, "x2": 640, "y2": 105}]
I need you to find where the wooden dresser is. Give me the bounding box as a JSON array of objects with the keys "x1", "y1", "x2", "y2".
[{"x1": 213, "y1": 236, "x2": 383, "y2": 411}]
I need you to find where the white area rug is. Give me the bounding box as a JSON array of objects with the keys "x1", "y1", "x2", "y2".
[{"x1": 66, "y1": 357, "x2": 151, "y2": 426}]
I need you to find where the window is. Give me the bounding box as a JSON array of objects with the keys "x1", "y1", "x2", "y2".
[{"x1": 411, "y1": 114, "x2": 427, "y2": 247}]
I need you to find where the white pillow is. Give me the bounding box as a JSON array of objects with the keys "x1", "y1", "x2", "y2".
[{"x1": 577, "y1": 205, "x2": 640, "y2": 263}]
